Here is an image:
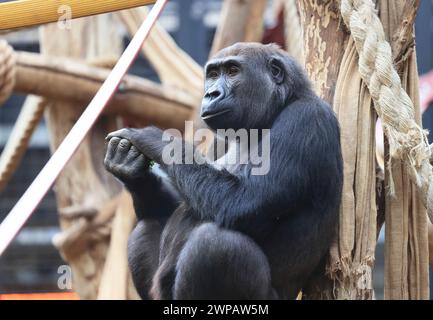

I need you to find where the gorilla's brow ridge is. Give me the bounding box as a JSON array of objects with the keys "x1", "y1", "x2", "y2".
[{"x1": 205, "y1": 57, "x2": 244, "y2": 71}]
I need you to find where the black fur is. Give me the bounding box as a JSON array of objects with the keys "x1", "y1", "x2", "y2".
[{"x1": 104, "y1": 42, "x2": 343, "y2": 300}]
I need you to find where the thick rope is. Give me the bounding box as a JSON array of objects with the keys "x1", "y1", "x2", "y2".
[
  {"x1": 0, "y1": 96, "x2": 47, "y2": 193},
  {"x1": 340, "y1": 0, "x2": 433, "y2": 223},
  {"x1": 0, "y1": 40, "x2": 16, "y2": 106}
]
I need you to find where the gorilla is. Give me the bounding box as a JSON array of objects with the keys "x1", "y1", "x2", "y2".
[{"x1": 104, "y1": 42, "x2": 343, "y2": 300}]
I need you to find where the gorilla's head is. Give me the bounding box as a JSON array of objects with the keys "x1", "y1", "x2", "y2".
[{"x1": 201, "y1": 42, "x2": 311, "y2": 131}]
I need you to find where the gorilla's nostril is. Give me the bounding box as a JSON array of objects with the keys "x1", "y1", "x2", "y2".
[{"x1": 205, "y1": 90, "x2": 221, "y2": 100}]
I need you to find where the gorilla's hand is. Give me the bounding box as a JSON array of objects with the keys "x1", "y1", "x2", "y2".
[
  {"x1": 104, "y1": 135, "x2": 151, "y2": 186},
  {"x1": 106, "y1": 126, "x2": 165, "y2": 164}
]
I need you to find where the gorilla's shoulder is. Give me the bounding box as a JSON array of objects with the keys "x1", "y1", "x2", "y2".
[
  {"x1": 274, "y1": 96, "x2": 336, "y2": 125},
  {"x1": 270, "y1": 96, "x2": 340, "y2": 149}
]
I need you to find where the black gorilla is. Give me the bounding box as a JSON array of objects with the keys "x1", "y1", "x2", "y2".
[{"x1": 104, "y1": 43, "x2": 343, "y2": 300}]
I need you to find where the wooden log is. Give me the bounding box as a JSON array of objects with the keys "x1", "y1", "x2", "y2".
[
  {"x1": 118, "y1": 7, "x2": 203, "y2": 100},
  {"x1": 209, "y1": 0, "x2": 267, "y2": 57},
  {"x1": 14, "y1": 52, "x2": 195, "y2": 130},
  {"x1": 0, "y1": 0, "x2": 156, "y2": 30}
]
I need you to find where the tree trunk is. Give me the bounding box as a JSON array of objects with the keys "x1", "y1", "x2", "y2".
[
  {"x1": 14, "y1": 52, "x2": 195, "y2": 130},
  {"x1": 299, "y1": 0, "x2": 428, "y2": 299}
]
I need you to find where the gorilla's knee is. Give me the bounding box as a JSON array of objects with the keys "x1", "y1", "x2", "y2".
[{"x1": 174, "y1": 223, "x2": 274, "y2": 299}]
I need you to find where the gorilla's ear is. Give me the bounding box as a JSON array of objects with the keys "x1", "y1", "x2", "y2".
[{"x1": 269, "y1": 57, "x2": 285, "y2": 85}]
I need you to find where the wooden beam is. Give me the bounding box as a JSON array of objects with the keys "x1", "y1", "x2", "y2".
[
  {"x1": 0, "y1": 0, "x2": 156, "y2": 30},
  {"x1": 117, "y1": 7, "x2": 203, "y2": 100},
  {"x1": 14, "y1": 52, "x2": 195, "y2": 129}
]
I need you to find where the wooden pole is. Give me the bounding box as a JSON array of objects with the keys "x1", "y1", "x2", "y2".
[
  {"x1": 209, "y1": 0, "x2": 267, "y2": 57},
  {"x1": 118, "y1": 8, "x2": 203, "y2": 101},
  {"x1": 0, "y1": 0, "x2": 156, "y2": 30}
]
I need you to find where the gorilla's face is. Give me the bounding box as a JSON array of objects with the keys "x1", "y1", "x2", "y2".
[{"x1": 201, "y1": 44, "x2": 287, "y2": 131}]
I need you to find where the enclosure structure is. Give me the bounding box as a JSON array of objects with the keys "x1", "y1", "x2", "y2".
[{"x1": 0, "y1": 0, "x2": 432, "y2": 299}]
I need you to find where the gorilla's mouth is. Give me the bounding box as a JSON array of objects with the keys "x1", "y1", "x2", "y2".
[{"x1": 201, "y1": 109, "x2": 231, "y2": 120}]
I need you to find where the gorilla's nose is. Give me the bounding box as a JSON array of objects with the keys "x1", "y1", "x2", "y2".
[{"x1": 204, "y1": 89, "x2": 222, "y2": 100}]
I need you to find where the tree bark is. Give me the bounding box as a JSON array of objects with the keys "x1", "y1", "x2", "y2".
[{"x1": 297, "y1": 0, "x2": 347, "y2": 103}]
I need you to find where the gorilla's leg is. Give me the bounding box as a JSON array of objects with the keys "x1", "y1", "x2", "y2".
[
  {"x1": 150, "y1": 208, "x2": 201, "y2": 300},
  {"x1": 173, "y1": 223, "x2": 276, "y2": 300},
  {"x1": 128, "y1": 219, "x2": 163, "y2": 300}
]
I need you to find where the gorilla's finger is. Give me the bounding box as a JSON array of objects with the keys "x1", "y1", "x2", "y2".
[
  {"x1": 106, "y1": 127, "x2": 164, "y2": 162},
  {"x1": 118, "y1": 138, "x2": 132, "y2": 151},
  {"x1": 105, "y1": 137, "x2": 121, "y2": 160},
  {"x1": 113, "y1": 139, "x2": 132, "y2": 162},
  {"x1": 106, "y1": 128, "x2": 137, "y2": 142},
  {"x1": 125, "y1": 145, "x2": 141, "y2": 163}
]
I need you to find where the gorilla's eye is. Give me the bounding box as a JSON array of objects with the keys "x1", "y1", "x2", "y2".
[
  {"x1": 207, "y1": 70, "x2": 219, "y2": 79},
  {"x1": 271, "y1": 65, "x2": 281, "y2": 77},
  {"x1": 270, "y1": 58, "x2": 285, "y2": 84},
  {"x1": 227, "y1": 65, "x2": 240, "y2": 76}
]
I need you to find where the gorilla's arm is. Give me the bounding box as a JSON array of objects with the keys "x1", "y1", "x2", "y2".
[
  {"x1": 127, "y1": 172, "x2": 180, "y2": 222},
  {"x1": 107, "y1": 99, "x2": 342, "y2": 239}
]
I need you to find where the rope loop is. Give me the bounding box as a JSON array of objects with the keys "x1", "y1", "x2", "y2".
[{"x1": 0, "y1": 40, "x2": 16, "y2": 106}]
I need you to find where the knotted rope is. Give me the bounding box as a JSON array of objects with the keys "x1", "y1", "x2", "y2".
[
  {"x1": 0, "y1": 40, "x2": 16, "y2": 106},
  {"x1": 340, "y1": 0, "x2": 433, "y2": 223}
]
